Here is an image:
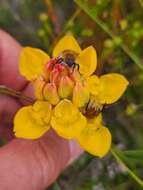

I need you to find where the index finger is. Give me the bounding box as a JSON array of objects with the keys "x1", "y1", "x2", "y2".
[{"x1": 0, "y1": 30, "x2": 27, "y2": 90}]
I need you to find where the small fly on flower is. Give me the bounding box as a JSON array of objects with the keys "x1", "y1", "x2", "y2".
[{"x1": 57, "y1": 50, "x2": 79, "y2": 70}]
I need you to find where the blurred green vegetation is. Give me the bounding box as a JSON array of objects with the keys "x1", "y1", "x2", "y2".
[{"x1": 0, "y1": 0, "x2": 143, "y2": 189}]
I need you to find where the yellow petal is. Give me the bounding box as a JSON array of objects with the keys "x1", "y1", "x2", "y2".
[
  {"x1": 51, "y1": 99, "x2": 87, "y2": 139},
  {"x1": 77, "y1": 125, "x2": 112, "y2": 157},
  {"x1": 32, "y1": 100, "x2": 52, "y2": 124},
  {"x1": 77, "y1": 46, "x2": 97, "y2": 77},
  {"x1": 53, "y1": 99, "x2": 78, "y2": 122},
  {"x1": 20, "y1": 47, "x2": 50, "y2": 80},
  {"x1": 86, "y1": 75, "x2": 100, "y2": 95},
  {"x1": 72, "y1": 82, "x2": 90, "y2": 107},
  {"x1": 58, "y1": 76, "x2": 74, "y2": 98},
  {"x1": 52, "y1": 34, "x2": 81, "y2": 57},
  {"x1": 43, "y1": 83, "x2": 60, "y2": 105},
  {"x1": 14, "y1": 106, "x2": 50, "y2": 139},
  {"x1": 33, "y1": 77, "x2": 46, "y2": 100},
  {"x1": 87, "y1": 114, "x2": 103, "y2": 130},
  {"x1": 51, "y1": 112, "x2": 86, "y2": 139},
  {"x1": 98, "y1": 73, "x2": 129, "y2": 104}
]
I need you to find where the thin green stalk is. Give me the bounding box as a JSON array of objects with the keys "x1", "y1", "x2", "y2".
[
  {"x1": 111, "y1": 147, "x2": 143, "y2": 187},
  {"x1": 124, "y1": 149, "x2": 143, "y2": 158},
  {"x1": 51, "y1": 8, "x2": 81, "y2": 51},
  {"x1": 63, "y1": 8, "x2": 81, "y2": 32},
  {"x1": 74, "y1": 0, "x2": 143, "y2": 71},
  {"x1": 0, "y1": 85, "x2": 34, "y2": 103}
]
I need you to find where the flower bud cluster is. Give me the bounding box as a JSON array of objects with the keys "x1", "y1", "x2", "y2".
[{"x1": 33, "y1": 57, "x2": 91, "y2": 111}]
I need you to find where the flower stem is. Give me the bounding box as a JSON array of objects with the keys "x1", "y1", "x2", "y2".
[
  {"x1": 111, "y1": 146, "x2": 143, "y2": 187},
  {"x1": 0, "y1": 85, "x2": 34, "y2": 103}
]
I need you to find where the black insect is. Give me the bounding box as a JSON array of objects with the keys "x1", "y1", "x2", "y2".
[
  {"x1": 58, "y1": 50, "x2": 79, "y2": 70},
  {"x1": 56, "y1": 56, "x2": 65, "y2": 65}
]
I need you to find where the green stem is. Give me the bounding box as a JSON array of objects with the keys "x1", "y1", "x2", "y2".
[
  {"x1": 111, "y1": 147, "x2": 143, "y2": 187},
  {"x1": 63, "y1": 8, "x2": 81, "y2": 32},
  {"x1": 51, "y1": 8, "x2": 81, "y2": 51},
  {"x1": 74, "y1": 0, "x2": 143, "y2": 71},
  {"x1": 0, "y1": 85, "x2": 34, "y2": 103}
]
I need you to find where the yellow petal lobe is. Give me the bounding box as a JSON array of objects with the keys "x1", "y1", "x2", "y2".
[
  {"x1": 77, "y1": 115, "x2": 111, "y2": 157},
  {"x1": 58, "y1": 76, "x2": 74, "y2": 98},
  {"x1": 51, "y1": 99, "x2": 87, "y2": 139},
  {"x1": 86, "y1": 75, "x2": 100, "y2": 95},
  {"x1": 20, "y1": 47, "x2": 50, "y2": 80},
  {"x1": 32, "y1": 101, "x2": 52, "y2": 124},
  {"x1": 33, "y1": 77, "x2": 46, "y2": 100},
  {"x1": 52, "y1": 34, "x2": 81, "y2": 57},
  {"x1": 14, "y1": 105, "x2": 50, "y2": 139},
  {"x1": 77, "y1": 46, "x2": 97, "y2": 77},
  {"x1": 43, "y1": 83, "x2": 60, "y2": 105},
  {"x1": 72, "y1": 82, "x2": 90, "y2": 107},
  {"x1": 98, "y1": 73, "x2": 129, "y2": 104},
  {"x1": 86, "y1": 113, "x2": 103, "y2": 130}
]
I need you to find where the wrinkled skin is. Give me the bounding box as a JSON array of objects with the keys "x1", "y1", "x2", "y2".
[{"x1": 0, "y1": 30, "x2": 83, "y2": 190}]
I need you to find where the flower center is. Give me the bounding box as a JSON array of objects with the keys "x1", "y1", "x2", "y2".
[{"x1": 34, "y1": 53, "x2": 103, "y2": 119}]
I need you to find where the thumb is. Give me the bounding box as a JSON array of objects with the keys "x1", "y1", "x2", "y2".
[{"x1": 0, "y1": 131, "x2": 70, "y2": 190}]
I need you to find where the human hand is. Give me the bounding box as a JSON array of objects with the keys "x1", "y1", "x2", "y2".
[{"x1": 0, "y1": 30, "x2": 83, "y2": 190}]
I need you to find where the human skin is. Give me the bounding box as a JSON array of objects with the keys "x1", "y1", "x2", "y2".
[{"x1": 0, "y1": 30, "x2": 83, "y2": 190}]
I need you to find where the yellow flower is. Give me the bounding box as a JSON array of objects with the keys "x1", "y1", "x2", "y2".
[{"x1": 13, "y1": 34, "x2": 129, "y2": 157}]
